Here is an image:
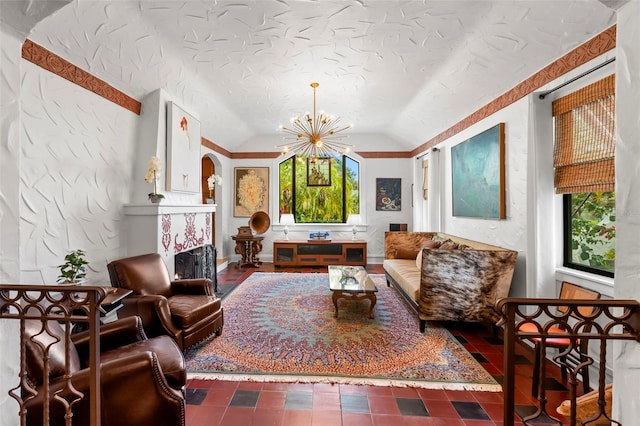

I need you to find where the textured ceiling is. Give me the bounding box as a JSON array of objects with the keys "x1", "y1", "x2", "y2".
[{"x1": 17, "y1": 0, "x2": 617, "y2": 152}]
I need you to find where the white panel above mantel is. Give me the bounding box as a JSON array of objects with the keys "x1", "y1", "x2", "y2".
[{"x1": 122, "y1": 203, "x2": 216, "y2": 278}]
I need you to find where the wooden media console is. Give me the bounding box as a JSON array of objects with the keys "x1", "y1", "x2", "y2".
[{"x1": 273, "y1": 240, "x2": 367, "y2": 267}]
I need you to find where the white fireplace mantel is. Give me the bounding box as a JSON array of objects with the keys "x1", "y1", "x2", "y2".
[
  {"x1": 122, "y1": 203, "x2": 216, "y2": 277},
  {"x1": 123, "y1": 203, "x2": 217, "y2": 216}
]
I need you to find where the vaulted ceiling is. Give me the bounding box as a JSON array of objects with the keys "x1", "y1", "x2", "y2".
[{"x1": 3, "y1": 1, "x2": 618, "y2": 153}]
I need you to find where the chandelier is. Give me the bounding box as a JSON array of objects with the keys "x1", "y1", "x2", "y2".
[{"x1": 278, "y1": 82, "x2": 353, "y2": 157}]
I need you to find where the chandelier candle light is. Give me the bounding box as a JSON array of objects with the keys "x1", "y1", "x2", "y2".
[{"x1": 278, "y1": 82, "x2": 353, "y2": 158}]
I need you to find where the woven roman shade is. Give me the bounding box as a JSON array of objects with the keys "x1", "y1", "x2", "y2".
[{"x1": 552, "y1": 74, "x2": 615, "y2": 194}]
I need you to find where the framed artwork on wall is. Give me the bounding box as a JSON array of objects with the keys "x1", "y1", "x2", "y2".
[
  {"x1": 234, "y1": 167, "x2": 269, "y2": 217},
  {"x1": 451, "y1": 122, "x2": 506, "y2": 219},
  {"x1": 307, "y1": 157, "x2": 331, "y2": 186},
  {"x1": 376, "y1": 178, "x2": 401, "y2": 211},
  {"x1": 166, "y1": 101, "x2": 201, "y2": 193}
]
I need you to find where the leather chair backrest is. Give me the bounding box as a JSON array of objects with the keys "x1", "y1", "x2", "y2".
[
  {"x1": 24, "y1": 319, "x2": 81, "y2": 385},
  {"x1": 107, "y1": 253, "x2": 172, "y2": 297}
]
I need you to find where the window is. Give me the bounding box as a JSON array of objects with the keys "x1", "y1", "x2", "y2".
[
  {"x1": 278, "y1": 154, "x2": 360, "y2": 223},
  {"x1": 563, "y1": 192, "x2": 615, "y2": 276},
  {"x1": 553, "y1": 75, "x2": 615, "y2": 277}
]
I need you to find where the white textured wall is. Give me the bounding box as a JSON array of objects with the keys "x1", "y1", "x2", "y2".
[
  {"x1": 0, "y1": 25, "x2": 23, "y2": 426},
  {"x1": 19, "y1": 60, "x2": 138, "y2": 285},
  {"x1": 430, "y1": 101, "x2": 530, "y2": 297},
  {"x1": 223, "y1": 153, "x2": 413, "y2": 264},
  {"x1": 364, "y1": 157, "x2": 414, "y2": 260},
  {"x1": 613, "y1": 1, "x2": 640, "y2": 421}
]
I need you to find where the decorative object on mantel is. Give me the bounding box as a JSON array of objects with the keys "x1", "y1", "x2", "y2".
[
  {"x1": 57, "y1": 249, "x2": 89, "y2": 284},
  {"x1": 206, "y1": 174, "x2": 222, "y2": 204},
  {"x1": 278, "y1": 82, "x2": 353, "y2": 158},
  {"x1": 145, "y1": 156, "x2": 165, "y2": 203}
]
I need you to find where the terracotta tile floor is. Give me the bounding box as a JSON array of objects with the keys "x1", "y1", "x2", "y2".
[{"x1": 186, "y1": 263, "x2": 575, "y2": 425}]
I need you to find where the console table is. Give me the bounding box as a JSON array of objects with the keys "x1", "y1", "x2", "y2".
[
  {"x1": 232, "y1": 234, "x2": 264, "y2": 268},
  {"x1": 273, "y1": 240, "x2": 367, "y2": 267}
]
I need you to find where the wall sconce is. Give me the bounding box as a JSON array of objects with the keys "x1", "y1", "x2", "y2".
[
  {"x1": 346, "y1": 214, "x2": 361, "y2": 240},
  {"x1": 280, "y1": 214, "x2": 295, "y2": 240}
]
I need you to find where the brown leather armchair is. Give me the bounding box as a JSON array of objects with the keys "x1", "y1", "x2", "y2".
[
  {"x1": 107, "y1": 252, "x2": 224, "y2": 350},
  {"x1": 24, "y1": 316, "x2": 186, "y2": 426}
]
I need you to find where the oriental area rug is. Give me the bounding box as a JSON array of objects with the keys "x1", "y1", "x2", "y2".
[{"x1": 185, "y1": 272, "x2": 501, "y2": 391}]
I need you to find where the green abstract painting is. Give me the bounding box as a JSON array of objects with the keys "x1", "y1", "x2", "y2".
[{"x1": 451, "y1": 123, "x2": 505, "y2": 219}]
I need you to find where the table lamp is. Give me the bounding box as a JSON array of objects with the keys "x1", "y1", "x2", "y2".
[
  {"x1": 280, "y1": 214, "x2": 295, "y2": 240},
  {"x1": 346, "y1": 214, "x2": 361, "y2": 240}
]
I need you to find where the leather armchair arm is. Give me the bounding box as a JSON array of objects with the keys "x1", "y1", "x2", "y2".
[
  {"x1": 119, "y1": 294, "x2": 181, "y2": 340},
  {"x1": 72, "y1": 316, "x2": 146, "y2": 360},
  {"x1": 170, "y1": 278, "x2": 214, "y2": 296},
  {"x1": 25, "y1": 352, "x2": 185, "y2": 426}
]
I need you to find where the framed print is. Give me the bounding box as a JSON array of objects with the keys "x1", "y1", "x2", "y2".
[
  {"x1": 307, "y1": 157, "x2": 331, "y2": 186},
  {"x1": 376, "y1": 178, "x2": 401, "y2": 211},
  {"x1": 166, "y1": 101, "x2": 201, "y2": 193},
  {"x1": 234, "y1": 167, "x2": 269, "y2": 217},
  {"x1": 451, "y1": 122, "x2": 506, "y2": 219}
]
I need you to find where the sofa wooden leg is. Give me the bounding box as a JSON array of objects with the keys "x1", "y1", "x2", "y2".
[{"x1": 420, "y1": 320, "x2": 426, "y2": 333}]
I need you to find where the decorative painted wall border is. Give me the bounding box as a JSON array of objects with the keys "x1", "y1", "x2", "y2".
[
  {"x1": 201, "y1": 137, "x2": 232, "y2": 157},
  {"x1": 21, "y1": 39, "x2": 141, "y2": 115},
  {"x1": 410, "y1": 25, "x2": 617, "y2": 157},
  {"x1": 22, "y1": 24, "x2": 616, "y2": 158}
]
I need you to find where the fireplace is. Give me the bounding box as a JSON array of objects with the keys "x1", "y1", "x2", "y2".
[
  {"x1": 122, "y1": 203, "x2": 217, "y2": 280},
  {"x1": 175, "y1": 244, "x2": 218, "y2": 293}
]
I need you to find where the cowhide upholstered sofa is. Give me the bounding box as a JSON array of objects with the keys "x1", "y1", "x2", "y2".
[{"x1": 383, "y1": 231, "x2": 518, "y2": 332}]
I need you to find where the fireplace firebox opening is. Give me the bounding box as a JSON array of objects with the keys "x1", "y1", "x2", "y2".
[{"x1": 174, "y1": 244, "x2": 218, "y2": 293}]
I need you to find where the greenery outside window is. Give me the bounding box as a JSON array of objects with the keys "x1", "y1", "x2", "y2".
[
  {"x1": 563, "y1": 192, "x2": 615, "y2": 276},
  {"x1": 278, "y1": 155, "x2": 359, "y2": 223},
  {"x1": 553, "y1": 75, "x2": 615, "y2": 277}
]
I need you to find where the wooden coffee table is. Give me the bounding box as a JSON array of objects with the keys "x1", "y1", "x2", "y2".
[{"x1": 328, "y1": 265, "x2": 378, "y2": 319}]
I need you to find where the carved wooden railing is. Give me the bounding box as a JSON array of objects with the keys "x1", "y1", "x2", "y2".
[
  {"x1": 0, "y1": 284, "x2": 108, "y2": 426},
  {"x1": 496, "y1": 297, "x2": 640, "y2": 425}
]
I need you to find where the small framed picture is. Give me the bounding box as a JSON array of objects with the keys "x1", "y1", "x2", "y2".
[
  {"x1": 376, "y1": 178, "x2": 401, "y2": 211},
  {"x1": 307, "y1": 157, "x2": 331, "y2": 186}
]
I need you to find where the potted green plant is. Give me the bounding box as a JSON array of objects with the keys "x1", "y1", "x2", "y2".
[{"x1": 57, "y1": 249, "x2": 89, "y2": 284}]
